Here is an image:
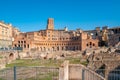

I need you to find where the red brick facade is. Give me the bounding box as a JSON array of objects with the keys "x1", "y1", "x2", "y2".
[{"x1": 13, "y1": 18, "x2": 98, "y2": 51}]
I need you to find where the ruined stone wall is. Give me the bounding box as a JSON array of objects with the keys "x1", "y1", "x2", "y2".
[
  {"x1": 108, "y1": 34, "x2": 120, "y2": 46},
  {"x1": 0, "y1": 51, "x2": 18, "y2": 69},
  {"x1": 81, "y1": 32, "x2": 99, "y2": 51}
]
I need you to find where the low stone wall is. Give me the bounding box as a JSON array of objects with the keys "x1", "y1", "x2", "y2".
[{"x1": 59, "y1": 61, "x2": 105, "y2": 80}]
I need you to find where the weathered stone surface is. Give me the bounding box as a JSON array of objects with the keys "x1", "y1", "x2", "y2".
[
  {"x1": 0, "y1": 51, "x2": 19, "y2": 69},
  {"x1": 87, "y1": 50, "x2": 120, "y2": 80}
]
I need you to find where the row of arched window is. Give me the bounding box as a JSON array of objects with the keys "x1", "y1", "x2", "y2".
[
  {"x1": 86, "y1": 42, "x2": 95, "y2": 48},
  {"x1": 39, "y1": 43, "x2": 80, "y2": 46},
  {"x1": 38, "y1": 46, "x2": 80, "y2": 51},
  {"x1": 47, "y1": 37, "x2": 80, "y2": 41}
]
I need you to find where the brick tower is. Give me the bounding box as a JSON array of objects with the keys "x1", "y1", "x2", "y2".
[{"x1": 46, "y1": 18, "x2": 54, "y2": 30}]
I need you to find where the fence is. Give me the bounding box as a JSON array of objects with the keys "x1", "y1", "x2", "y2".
[
  {"x1": 0, "y1": 66, "x2": 120, "y2": 80},
  {"x1": 59, "y1": 61, "x2": 105, "y2": 80},
  {"x1": 0, "y1": 66, "x2": 59, "y2": 80},
  {"x1": 96, "y1": 69, "x2": 120, "y2": 80},
  {"x1": 68, "y1": 64, "x2": 105, "y2": 80},
  {"x1": 82, "y1": 68, "x2": 105, "y2": 80}
]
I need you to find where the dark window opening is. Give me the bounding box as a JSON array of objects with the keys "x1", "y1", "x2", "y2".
[
  {"x1": 90, "y1": 42, "x2": 92, "y2": 45},
  {"x1": 115, "y1": 29, "x2": 117, "y2": 33},
  {"x1": 18, "y1": 41, "x2": 20, "y2": 43},
  {"x1": 96, "y1": 33, "x2": 98, "y2": 36},
  {"x1": 21, "y1": 41, "x2": 23, "y2": 43},
  {"x1": 15, "y1": 44, "x2": 17, "y2": 47},
  {"x1": 57, "y1": 47, "x2": 59, "y2": 51},
  {"x1": 27, "y1": 44, "x2": 29, "y2": 48},
  {"x1": 86, "y1": 44, "x2": 89, "y2": 46},
  {"x1": 18, "y1": 45, "x2": 20, "y2": 47}
]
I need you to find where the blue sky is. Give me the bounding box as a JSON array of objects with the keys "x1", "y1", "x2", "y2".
[{"x1": 0, "y1": 0, "x2": 120, "y2": 32}]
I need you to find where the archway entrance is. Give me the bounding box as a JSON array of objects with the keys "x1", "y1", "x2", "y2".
[
  {"x1": 96, "y1": 64, "x2": 106, "y2": 77},
  {"x1": 9, "y1": 53, "x2": 14, "y2": 61}
]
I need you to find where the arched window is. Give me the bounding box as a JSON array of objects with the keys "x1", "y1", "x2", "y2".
[
  {"x1": 27, "y1": 44, "x2": 29, "y2": 48},
  {"x1": 44, "y1": 47, "x2": 46, "y2": 51},
  {"x1": 52, "y1": 47, "x2": 54, "y2": 51},
  {"x1": 40, "y1": 47, "x2": 42, "y2": 51},
  {"x1": 90, "y1": 42, "x2": 92, "y2": 45},
  {"x1": 14, "y1": 44, "x2": 17, "y2": 47},
  {"x1": 9, "y1": 53, "x2": 14, "y2": 60},
  {"x1": 93, "y1": 43, "x2": 95, "y2": 46},
  {"x1": 90, "y1": 42, "x2": 92, "y2": 48},
  {"x1": 86, "y1": 44, "x2": 89, "y2": 46},
  {"x1": 57, "y1": 47, "x2": 59, "y2": 51}
]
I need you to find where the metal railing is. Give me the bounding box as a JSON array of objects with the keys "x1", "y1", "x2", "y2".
[
  {"x1": 68, "y1": 64, "x2": 105, "y2": 80},
  {"x1": 0, "y1": 66, "x2": 59, "y2": 80},
  {"x1": 82, "y1": 68, "x2": 105, "y2": 80},
  {"x1": 96, "y1": 69, "x2": 120, "y2": 80},
  {"x1": 1, "y1": 66, "x2": 120, "y2": 80}
]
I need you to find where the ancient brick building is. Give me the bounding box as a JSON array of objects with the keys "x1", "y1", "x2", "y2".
[
  {"x1": 0, "y1": 20, "x2": 21, "y2": 49},
  {"x1": 85, "y1": 26, "x2": 120, "y2": 47},
  {"x1": 0, "y1": 21, "x2": 13, "y2": 48},
  {"x1": 13, "y1": 18, "x2": 98, "y2": 51},
  {"x1": 107, "y1": 27, "x2": 120, "y2": 46}
]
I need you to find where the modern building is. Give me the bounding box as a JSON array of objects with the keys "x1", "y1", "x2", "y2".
[{"x1": 13, "y1": 18, "x2": 98, "y2": 51}]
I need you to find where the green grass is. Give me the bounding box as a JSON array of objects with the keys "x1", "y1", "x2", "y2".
[
  {"x1": 0, "y1": 56, "x2": 3, "y2": 59},
  {"x1": 5, "y1": 58, "x2": 88, "y2": 80},
  {"x1": 6, "y1": 59, "x2": 63, "y2": 67},
  {"x1": 66, "y1": 57, "x2": 81, "y2": 64},
  {"x1": 6, "y1": 57, "x2": 88, "y2": 68},
  {"x1": 17, "y1": 72, "x2": 59, "y2": 80},
  {"x1": 0, "y1": 78, "x2": 4, "y2": 80}
]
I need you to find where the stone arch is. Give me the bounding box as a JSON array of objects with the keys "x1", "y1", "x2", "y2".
[
  {"x1": 40, "y1": 47, "x2": 42, "y2": 51},
  {"x1": 57, "y1": 47, "x2": 59, "y2": 51},
  {"x1": 96, "y1": 64, "x2": 106, "y2": 77},
  {"x1": 44, "y1": 47, "x2": 46, "y2": 51},
  {"x1": 86, "y1": 44, "x2": 89, "y2": 47},
  {"x1": 9, "y1": 53, "x2": 14, "y2": 61},
  {"x1": 93, "y1": 43, "x2": 95, "y2": 46},
  {"x1": 108, "y1": 65, "x2": 120, "y2": 80},
  {"x1": 52, "y1": 47, "x2": 54, "y2": 51}
]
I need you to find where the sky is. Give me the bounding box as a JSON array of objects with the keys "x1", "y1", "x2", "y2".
[{"x1": 0, "y1": 0, "x2": 120, "y2": 32}]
